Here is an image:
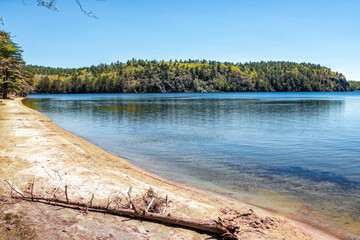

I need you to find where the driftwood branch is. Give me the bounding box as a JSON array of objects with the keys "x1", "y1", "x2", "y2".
[
  {"x1": 12, "y1": 195, "x2": 233, "y2": 236},
  {"x1": 5, "y1": 181, "x2": 238, "y2": 239}
]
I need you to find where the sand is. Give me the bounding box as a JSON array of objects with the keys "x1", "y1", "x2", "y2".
[{"x1": 0, "y1": 98, "x2": 338, "y2": 239}]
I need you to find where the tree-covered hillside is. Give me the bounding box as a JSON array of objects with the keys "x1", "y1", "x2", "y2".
[
  {"x1": 28, "y1": 60, "x2": 352, "y2": 94},
  {"x1": 348, "y1": 81, "x2": 360, "y2": 90}
]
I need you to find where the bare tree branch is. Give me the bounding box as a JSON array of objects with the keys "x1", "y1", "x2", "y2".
[
  {"x1": 36, "y1": 0, "x2": 58, "y2": 12},
  {"x1": 75, "y1": 0, "x2": 99, "y2": 19},
  {"x1": 36, "y1": 0, "x2": 99, "y2": 18},
  {"x1": 4, "y1": 180, "x2": 239, "y2": 239},
  {"x1": 1, "y1": 0, "x2": 102, "y2": 26}
]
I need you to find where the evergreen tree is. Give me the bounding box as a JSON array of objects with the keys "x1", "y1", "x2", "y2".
[{"x1": 0, "y1": 31, "x2": 30, "y2": 98}]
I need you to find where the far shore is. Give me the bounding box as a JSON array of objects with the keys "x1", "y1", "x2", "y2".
[{"x1": 0, "y1": 98, "x2": 342, "y2": 239}]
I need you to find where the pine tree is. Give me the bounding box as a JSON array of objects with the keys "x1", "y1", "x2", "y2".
[{"x1": 0, "y1": 31, "x2": 26, "y2": 99}]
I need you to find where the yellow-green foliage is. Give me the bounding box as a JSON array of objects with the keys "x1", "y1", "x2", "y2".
[
  {"x1": 27, "y1": 60, "x2": 351, "y2": 94},
  {"x1": 349, "y1": 81, "x2": 360, "y2": 90}
]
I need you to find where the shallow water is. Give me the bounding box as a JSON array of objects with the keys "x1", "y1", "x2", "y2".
[{"x1": 23, "y1": 92, "x2": 360, "y2": 237}]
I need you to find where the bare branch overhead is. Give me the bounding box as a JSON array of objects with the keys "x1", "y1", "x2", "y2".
[{"x1": 36, "y1": 0, "x2": 99, "y2": 18}]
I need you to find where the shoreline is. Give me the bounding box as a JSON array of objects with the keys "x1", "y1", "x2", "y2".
[
  {"x1": 0, "y1": 98, "x2": 345, "y2": 239},
  {"x1": 21, "y1": 98, "x2": 340, "y2": 239}
]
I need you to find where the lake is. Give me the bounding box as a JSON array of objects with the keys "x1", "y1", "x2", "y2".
[{"x1": 23, "y1": 92, "x2": 360, "y2": 237}]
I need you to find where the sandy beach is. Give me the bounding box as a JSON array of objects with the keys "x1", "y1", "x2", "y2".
[{"x1": 0, "y1": 98, "x2": 338, "y2": 239}]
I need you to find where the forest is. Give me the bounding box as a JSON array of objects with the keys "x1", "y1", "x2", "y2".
[
  {"x1": 28, "y1": 60, "x2": 352, "y2": 94},
  {"x1": 1, "y1": 30, "x2": 355, "y2": 98}
]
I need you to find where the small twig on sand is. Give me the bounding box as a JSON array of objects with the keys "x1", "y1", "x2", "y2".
[
  {"x1": 65, "y1": 185, "x2": 69, "y2": 204},
  {"x1": 106, "y1": 196, "x2": 113, "y2": 209},
  {"x1": 86, "y1": 172, "x2": 101, "y2": 203},
  {"x1": 4, "y1": 180, "x2": 25, "y2": 198},
  {"x1": 126, "y1": 186, "x2": 140, "y2": 215},
  {"x1": 31, "y1": 178, "x2": 35, "y2": 201},
  {"x1": 10, "y1": 179, "x2": 15, "y2": 197},
  {"x1": 147, "y1": 198, "x2": 155, "y2": 211},
  {"x1": 50, "y1": 170, "x2": 63, "y2": 200},
  {"x1": 53, "y1": 170, "x2": 62, "y2": 181},
  {"x1": 162, "y1": 195, "x2": 168, "y2": 214},
  {"x1": 89, "y1": 194, "x2": 94, "y2": 207}
]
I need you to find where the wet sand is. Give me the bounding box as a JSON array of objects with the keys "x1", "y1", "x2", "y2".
[{"x1": 0, "y1": 98, "x2": 339, "y2": 239}]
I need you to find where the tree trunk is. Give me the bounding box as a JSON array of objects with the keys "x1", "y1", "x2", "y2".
[
  {"x1": 2, "y1": 82, "x2": 8, "y2": 99},
  {"x1": 2, "y1": 68, "x2": 9, "y2": 99}
]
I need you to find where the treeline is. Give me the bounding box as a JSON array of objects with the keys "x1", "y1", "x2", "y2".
[
  {"x1": 349, "y1": 81, "x2": 360, "y2": 90},
  {"x1": 28, "y1": 60, "x2": 352, "y2": 94}
]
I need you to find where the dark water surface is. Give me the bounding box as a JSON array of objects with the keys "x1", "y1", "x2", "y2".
[{"x1": 24, "y1": 92, "x2": 360, "y2": 237}]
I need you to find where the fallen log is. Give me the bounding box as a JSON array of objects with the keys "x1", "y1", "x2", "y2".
[
  {"x1": 11, "y1": 195, "x2": 230, "y2": 235},
  {"x1": 5, "y1": 180, "x2": 238, "y2": 239}
]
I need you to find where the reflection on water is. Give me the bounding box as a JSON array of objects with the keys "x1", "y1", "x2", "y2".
[
  {"x1": 89, "y1": 104, "x2": 159, "y2": 113},
  {"x1": 23, "y1": 92, "x2": 360, "y2": 237}
]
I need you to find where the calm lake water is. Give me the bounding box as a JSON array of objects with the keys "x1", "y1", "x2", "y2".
[{"x1": 24, "y1": 92, "x2": 360, "y2": 237}]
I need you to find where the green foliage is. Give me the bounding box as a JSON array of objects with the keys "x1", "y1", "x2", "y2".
[
  {"x1": 348, "y1": 81, "x2": 360, "y2": 90},
  {"x1": 0, "y1": 30, "x2": 34, "y2": 98},
  {"x1": 27, "y1": 60, "x2": 352, "y2": 94}
]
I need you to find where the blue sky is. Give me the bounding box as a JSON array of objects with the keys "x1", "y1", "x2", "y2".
[{"x1": 1, "y1": 0, "x2": 360, "y2": 80}]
